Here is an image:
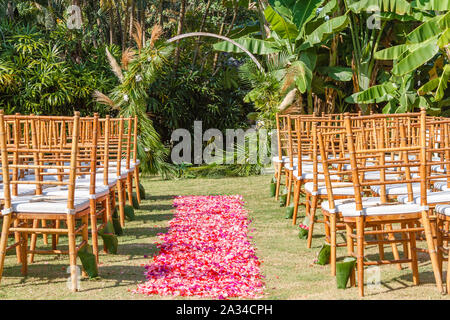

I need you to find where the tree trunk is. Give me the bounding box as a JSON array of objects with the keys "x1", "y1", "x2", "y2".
[
  {"x1": 115, "y1": 4, "x2": 124, "y2": 49},
  {"x1": 123, "y1": 1, "x2": 130, "y2": 51},
  {"x1": 158, "y1": 0, "x2": 164, "y2": 27},
  {"x1": 128, "y1": 0, "x2": 136, "y2": 47},
  {"x1": 109, "y1": 10, "x2": 114, "y2": 45},
  {"x1": 212, "y1": 8, "x2": 229, "y2": 71},
  {"x1": 174, "y1": 0, "x2": 187, "y2": 69},
  {"x1": 192, "y1": 0, "x2": 212, "y2": 67}
]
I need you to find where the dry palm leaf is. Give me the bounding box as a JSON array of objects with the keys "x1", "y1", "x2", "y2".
[
  {"x1": 133, "y1": 20, "x2": 143, "y2": 51},
  {"x1": 93, "y1": 90, "x2": 119, "y2": 110},
  {"x1": 278, "y1": 88, "x2": 298, "y2": 113},
  {"x1": 121, "y1": 48, "x2": 135, "y2": 70},
  {"x1": 105, "y1": 47, "x2": 124, "y2": 82},
  {"x1": 150, "y1": 24, "x2": 163, "y2": 49}
]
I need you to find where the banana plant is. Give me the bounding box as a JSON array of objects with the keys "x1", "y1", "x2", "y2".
[
  {"x1": 348, "y1": 1, "x2": 449, "y2": 113},
  {"x1": 213, "y1": 0, "x2": 349, "y2": 113}
]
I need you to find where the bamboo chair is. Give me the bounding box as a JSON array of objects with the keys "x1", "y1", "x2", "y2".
[
  {"x1": 0, "y1": 111, "x2": 91, "y2": 292},
  {"x1": 327, "y1": 109, "x2": 444, "y2": 297},
  {"x1": 304, "y1": 120, "x2": 357, "y2": 251},
  {"x1": 30, "y1": 114, "x2": 113, "y2": 262}
]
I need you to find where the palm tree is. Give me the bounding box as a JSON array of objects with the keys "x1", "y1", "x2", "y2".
[{"x1": 173, "y1": 0, "x2": 186, "y2": 69}]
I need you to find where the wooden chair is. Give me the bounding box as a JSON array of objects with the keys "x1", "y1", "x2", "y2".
[
  {"x1": 330, "y1": 109, "x2": 444, "y2": 296},
  {"x1": 0, "y1": 111, "x2": 90, "y2": 291}
]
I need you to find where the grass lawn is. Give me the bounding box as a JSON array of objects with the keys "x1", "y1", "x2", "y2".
[{"x1": 0, "y1": 174, "x2": 448, "y2": 300}]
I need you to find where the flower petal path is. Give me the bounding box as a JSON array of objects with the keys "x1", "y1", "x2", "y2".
[{"x1": 133, "y1": 195, "x2": 265, "y2": 299}]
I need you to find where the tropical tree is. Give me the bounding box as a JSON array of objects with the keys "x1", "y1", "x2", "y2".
[{"x1": 348, "y1": 1, "x2": 449, "y2": 114}]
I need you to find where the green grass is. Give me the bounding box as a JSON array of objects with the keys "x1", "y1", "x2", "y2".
[{"x1": 0, "y1": 175, "x2": 448, "y2": 299}]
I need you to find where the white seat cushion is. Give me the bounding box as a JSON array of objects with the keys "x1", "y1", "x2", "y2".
[
  {"x1": 22, "y1": 174, "x2": 60, "y2": 182},
  {"x1": 435, "y1": 204, "x2": 450, "y2": 216},
  {"x1": 43, "y1": 185, "x2": 110, "y2": 200},
  {"x1": 10, "y1": 195, "x2": 90, "y2": 214},
  {"x1": 305, "y1": 182, "x2": 355, "y2": 195},
  {"x1": 272, "y1": 156, "x2": 316, "y2": 164},
  {"x1": 431, "y1": 165, "x2": 446, "y2": 173},
  {"x1": 284, "y1": 163, "x2": 323, "y2": 171},
  {"x1": 370, "y1": 183, "x2": 422, "y2": 195},
  {"x1": 398, "y1": 191, "x2": 450, "y2": 205},
  {"x1": 76, "y1": 175, "x2": 118, "y2": 188},
  {"x1": 434, "y1": 181, "x2": 450, "y2": 191},
  {"x1": 363, "y1": 172, "x2": 407, "y2": 181},
  {"x1": 0, "y1": 184, "x2": 37, "y2": 199},
  {"x1": 321, "y1": 197, "x2": 423, "y2": 217},
  {"x1": 293, "y1": 170, "x2": 341, "y2": 181}
]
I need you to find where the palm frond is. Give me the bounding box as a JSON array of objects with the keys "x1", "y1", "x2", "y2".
[
  {"x1": 133, "y1": 20, "x2": 143, "y2": 51},
  {"x1": 150, "y1": 24, "x2": 163, "y2": 49},
  {"x1": 278, "y1": 88, "x2": 297, "y2": 112},
  {"x1": 121, "y1": 47, "x2": 135, "y2": 70},
  {"x1": 92, "y1": 90, "x2": 119, "y2": 109},
  {"x1": 105, "y1": 47, "x2": 124, "y2": 82}
]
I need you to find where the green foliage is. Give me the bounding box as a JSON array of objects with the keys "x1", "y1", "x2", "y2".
[{"x1": 0, "y1": 21, "x2": 117, "y2": 116}]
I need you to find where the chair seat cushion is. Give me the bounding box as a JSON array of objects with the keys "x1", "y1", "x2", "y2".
[
  {"x1": 363, "y1": 172, "x2": 409, "y2": 181},
  {"x1": 43, "y1": 185, "x2": 110, "y2": 200},
  {"x1": 0, "y1": 184, "x2": 37, "y2": 199},
  {"x1": 321, "y1": 197, "x2": 423, "y2": 217},
  {"x1": 398, "y1": 191, "x2": 450, "y2": 205},
  {"x1": 284, "y1": 163, "x2": 323, "y2": 171},
  {"x1": 76, "y1": 175, "x2": 118, "y2": 188},
  {"x1": 370, "y1": 183, "x2": 422, "y2": 195},
  {"x1": 292, "y1": 170, "x2": 341, "y2": 181},
  {"x1": 431, "y1": 165, "x2": 446, "y2": 173},
  {"x1": 435, "y1": 204, "x2": 450, "y2": 216},
  {"x1": 10, "y1": 195, "x2": 90, "y2": 214},
  {"x1": 305, "y1": 182, "x2": 355, "y2": 195},
  {"x1": 434, "y1": 181, "x2": 450, "y2": 191}
]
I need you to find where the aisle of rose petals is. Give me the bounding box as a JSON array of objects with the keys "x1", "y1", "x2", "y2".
[{"x1": 133, "y1": 195, "x2": 265, "y2": 299}]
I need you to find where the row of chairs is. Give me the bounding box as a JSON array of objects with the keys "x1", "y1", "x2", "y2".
[
  {"x1": 0, "y1": 111, "x2": 142, "y2": 291},
  {"x1": 273, "y1": 109, "x2": 450, "y2": 296}
]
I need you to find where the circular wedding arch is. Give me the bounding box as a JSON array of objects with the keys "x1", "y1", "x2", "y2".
[{"x1": 167, "y1": 32, "x2": 264, "y2": 72}]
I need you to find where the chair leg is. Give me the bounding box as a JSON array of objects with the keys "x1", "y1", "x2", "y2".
[
  {"x1": 436, "y1": 218, "x2": 444, "y2": 274},
  {"x1": 54, "y1": 219, "x2": 60, "y2": 248},
  {"x1": 41, "y1": 220, "x2": 48, "y2": 245},
  {"x1": 81, "y1": 215, "x2": 89, "y2": 278},
  {"x1": 401, "y1": 222, "x2": 409, "y2": 260},
  {"x1": 306, "y1": 195, "x2": 318, "y2": 249},
  {"x1": 286, "y1": 171, "x2": 292, "y2": 206},
  {"x1": 422, "y1": 211, "x2": 444, "y2": 294},
  {"x1": 126, "y1": 173, "x2": 133, "y2": 207},
  {"x1": 66, "y1": 214, "x2": 79, "y2": 292},
  {"x1": 89, "y1": 200, "x2": 99, "y2": 263},
  {"x1": 292, "y1": 180, "x2": 300, "y2": 225},
  {"x1": 106, "y1": 193, "x2": 113, "y2": 222},
  {"x1": 375, "y1": 224, "x2": 385, "y2": 260},
  {"x1": 0, "y1": 215, "x2": 13, "y2": 285},
  {"x1": 447, "y1": 243, "x2": 450, "y2": 294},
  {"x1": 28, "y1": 219, "x2": 39, "y2": 264},
  {"x1": 408, "y1": 222, "x2": 419, "y2": 285},
  {"x1": 356, "y1": 217, "x2": 365, "y2": 297},
  {"x1": 324, "y1": 214, "x2": 331, "y2": 244},
  {"x1": 346, "y1": 224, "x2": 356, "y2": 287},
  {"x1": 14, "y1": 219, "x2": 21, "y2": 264},
  {"x1": 386, "y1": 224, "x2": 402, "y2": 270},
  {"x1": 134, "y1": 166, "x2": 141, "y2": 204},
  {"x1": 330, "y1": 213, "x2": 337, "y2": 276},
  {"x1": 305, "y1": 193, "x2": 311, "y2": 221},
  {"x1": 117, "y1": 180, "x2": 126, "y2": 227},
  {"x1": 275, "y1": 164, "x2": 282, "y2": 201},
  {"x1": 20, "y1": 228, "x2": 28, "y2": 276}
]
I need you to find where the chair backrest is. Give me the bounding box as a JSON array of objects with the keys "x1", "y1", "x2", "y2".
[{"x1": 0, "y1": 111, "x2": 81, "y2": 213}]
